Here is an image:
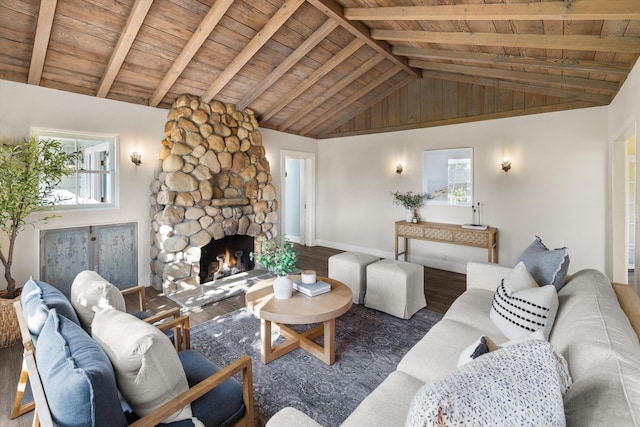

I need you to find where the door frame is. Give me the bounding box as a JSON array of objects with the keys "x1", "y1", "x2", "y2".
[{"x1": 280, "y1": 150, "x2": 316, "y2": 246}]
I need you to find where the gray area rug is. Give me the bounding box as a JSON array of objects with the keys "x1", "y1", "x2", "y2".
[{"x1": 190, "y1": 304, "x2": 443, "y2": 427}]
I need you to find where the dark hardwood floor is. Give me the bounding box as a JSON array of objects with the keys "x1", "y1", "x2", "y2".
[{"x1": 1, "y1": 244, "x2": 465, "y2": 426}]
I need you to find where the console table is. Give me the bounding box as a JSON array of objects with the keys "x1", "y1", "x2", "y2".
[{"x1": 395, "y1": 221, "x2": 498, "y2": 264}]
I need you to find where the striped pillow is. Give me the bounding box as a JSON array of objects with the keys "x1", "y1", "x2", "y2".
[{"x1": 490, "y1": 262, "x2": 558, "y2": 340}]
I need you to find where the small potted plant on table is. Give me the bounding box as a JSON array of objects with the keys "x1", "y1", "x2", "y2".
[
  {"x1": 251, "y1": 238, "x2": 298, "y2": 299},
  {"x1": 391, "y1": 191, "x2": 427, "y2": 223}
]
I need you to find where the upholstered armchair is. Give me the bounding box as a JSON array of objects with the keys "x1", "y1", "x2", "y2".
[{"x1": 12, "y1": 280, "x2": 254, "y2": 427}]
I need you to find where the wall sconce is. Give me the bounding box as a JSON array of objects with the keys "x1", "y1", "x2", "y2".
[
  {"x1": 395, "y1": 164, "x2": 403, "y2": 175},
  {"x1": 130, "y1": 152, "x2": 142, "y2": 166},
  {"x1": 501, "y1": 159, "x2": 511, "y2": 173}
]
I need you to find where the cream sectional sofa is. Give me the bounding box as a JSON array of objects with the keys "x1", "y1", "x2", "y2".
[{"x1": 267, "y1": 262, "x2": 640, "y2": 427}]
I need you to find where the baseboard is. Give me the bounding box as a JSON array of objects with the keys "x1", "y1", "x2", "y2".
[{"x1": 315, "y1": 239, "x2": 467, "y2": 274}]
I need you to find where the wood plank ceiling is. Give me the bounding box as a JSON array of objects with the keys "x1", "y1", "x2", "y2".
[{"x1": 1, "y1": 0, "x2": 639, "y2": 139}]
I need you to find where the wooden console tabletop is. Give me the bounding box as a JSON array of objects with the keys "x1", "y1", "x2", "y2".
[{"x1": 395, "y1": 220, "x2": 498, "y2": 264}]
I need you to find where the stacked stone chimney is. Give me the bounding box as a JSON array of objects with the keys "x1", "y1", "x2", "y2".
[{"x1": 149, "y1": 94, "x2": 278, "y2": 292}]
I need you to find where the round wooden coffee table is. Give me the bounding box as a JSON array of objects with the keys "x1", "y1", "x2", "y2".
[{"x1": 245, "y1": 275, "x2": 352, "y2": 365}]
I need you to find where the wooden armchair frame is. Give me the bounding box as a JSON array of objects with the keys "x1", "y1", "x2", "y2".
[
  {"x1": 12, "y1": 302, "x2": 254, "y2": 427},
  {"x1": 12, "y1": 285, "x2": 191, "y2": 419}
]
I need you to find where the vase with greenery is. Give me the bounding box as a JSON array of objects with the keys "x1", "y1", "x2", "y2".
[
  {"x1": 251, "y1": 238, "x2": 298, "y2": 299},
  {"x1": 391, "y1": 191, "x2": 427, "y2": 222},
  {"x1": 0, "y1": 136, "x2": 76, "y2": 299}
]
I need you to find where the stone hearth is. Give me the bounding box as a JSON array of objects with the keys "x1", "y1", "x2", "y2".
[{"x1": 149, "y1": 94, "x2": 277, "y2": 293}]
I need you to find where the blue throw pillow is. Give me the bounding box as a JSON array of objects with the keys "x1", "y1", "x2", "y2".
[
  {"x1": 36, "y1": 309, "x2": 127, "y2": 427},
  {"x1": 516, "y1": 236, "x2": 570, "y2": 290},
  {"x1": 21, "y1": 278, "x2": 80, "y2": 339}
]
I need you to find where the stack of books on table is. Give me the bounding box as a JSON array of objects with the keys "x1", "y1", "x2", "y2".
[{"x1": 293, "y1": 279, "x2": 331, "y2": 297}]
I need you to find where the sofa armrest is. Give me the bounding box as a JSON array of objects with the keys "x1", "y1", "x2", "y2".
[
  {"x1": 466, "y1": 262, "x2": 512, "y2": 292},
  {"x1": 152, "y1": 311, "x2": 191, "y2": 351},
  {"x1": 266, "y1": 407, "x2": 324, "y2": 427},
  {"x1": 130, "y1": 355, "x2": 254, "y2": 427}
]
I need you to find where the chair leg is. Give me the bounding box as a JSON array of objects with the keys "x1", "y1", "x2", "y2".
[{"x1": 11, "y1": 358, "x2": 35, "y2": 418}]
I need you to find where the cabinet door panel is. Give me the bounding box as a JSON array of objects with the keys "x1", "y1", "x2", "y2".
[
  {"x1": 40, "y1": 227, "x2": 91, "y2": 296},
  {"x1": 97, "y1": 223, "x2": 138, "y2": 289}
]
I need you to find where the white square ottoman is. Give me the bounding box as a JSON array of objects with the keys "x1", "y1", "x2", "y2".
[
  {"x1": 328, "y1": 251, "x2": 380, "y2": 304},
  {"x1": 365, "y1": 259, "x2": 426, "y2": 319}
]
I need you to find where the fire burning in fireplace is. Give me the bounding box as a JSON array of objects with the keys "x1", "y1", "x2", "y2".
[{"x1": 209, "y1": 248, "x2": 247, "y2": 281}]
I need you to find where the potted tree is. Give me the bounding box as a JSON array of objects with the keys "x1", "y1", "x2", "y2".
[
  {"x1": 391, "y1": 191, "x2": 427, "y2": 223},
  {"x1": 251, "y1": 238, "x2": 298, "y2": 299},
  {"x1": 0, "y1": 136, "x2": 76, "y2": 346}
]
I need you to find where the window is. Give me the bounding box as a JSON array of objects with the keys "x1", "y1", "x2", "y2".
[
  {"x1": 33, "y1": 128, "x2": 118, "y2": 208},
  {"x1": 423, "y1": 148, "x2": 473, "y2": 206}
]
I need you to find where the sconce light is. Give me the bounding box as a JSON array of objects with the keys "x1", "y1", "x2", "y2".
[
  {"x1": 130, "y1": 152, "x2": 142, "y2": 166},
  {"x1": 395, "y1": 164, "x2": 404, "y2": 175},
  {"x1": 501, "y1": 159, "x2": 511, "y2": 173}
]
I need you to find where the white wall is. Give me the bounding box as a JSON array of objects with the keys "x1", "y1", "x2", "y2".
[
  {"x1": 0, "y1": 81, "x2": 316, "y2": 290},
  {"x1": 316, "y1": 106, "x2": 609, "y2": 274}
]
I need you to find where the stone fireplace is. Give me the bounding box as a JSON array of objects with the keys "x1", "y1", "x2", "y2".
[{"x1": 149, "y1": 94, "x2": 277, "y2": 293}]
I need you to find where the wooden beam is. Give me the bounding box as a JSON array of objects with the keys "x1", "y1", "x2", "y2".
[
  {"x1": 420, "y1": 69, "x2": 612, "y2": 105},
  {"x1": 236, "y1": 19, "x2": 338, "y2": 110},
  {"x1": 372, "y1": 30, "x2": 640, "y2": 54},
  {"x1": 393, "y1": 46, "x2": 631, "y2": 76},
  {"x1": 202, "y1": 0, "x2": 305, "y2": 103},
  {"x1": 317, "y1": 75, "x2": 414, "y2": 138},
  {"x1": 306, "y1": 0, "x2": 421, "y2": 78},
  {"x1": 345, "y1": 0, "x2": 640, "y2": 21},
  {"x1": 321, "y1": 101, "x2": 599, "y2": 139},
  {"x1": 148, "y1": 0, "x2": 234, "y2": 106},
  {"x1": 409, "y1": 60, "x2": 620, "y2": 93},
  {"x1": 260, "y1": 38, "x2": 365, "y2": 123},
  {"x1": 28, "y1": 0, "x2": 58, "y2": 85},
  {"x1": 97, "y1": 0, "x2": 154, "y2": 98},
  {"x1": 300, "y1": 67, "x2": 402, "y2": 136},
  {"x1": 278, "y1": 55, "x2": 384, "y2": 131}
]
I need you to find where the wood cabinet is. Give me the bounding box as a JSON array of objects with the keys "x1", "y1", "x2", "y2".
[{"x1": 395, "y1": 221, "x2": 498, "y2": 264}]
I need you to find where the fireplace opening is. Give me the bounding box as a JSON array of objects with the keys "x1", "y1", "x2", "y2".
[{"x1": 199, "y1": 235, "x2": 255, "y2": 283}]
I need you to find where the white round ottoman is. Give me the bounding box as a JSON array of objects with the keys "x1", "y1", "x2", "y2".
[
  {"x1": 328, "y1": 251, "x2": 380, "y2": 304},
  {"x1": 365, "y1": 259, "x2": 426, "y2": 319}
]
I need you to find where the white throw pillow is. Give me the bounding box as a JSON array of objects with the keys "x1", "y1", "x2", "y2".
[
  {"x1": 92, "y1": 309, "x2": 193, "y2": 423},
  {"x1": 457, "y1": 329, "x2": 546, "y2": 367},
  {"x1": 406, "y1": 340, "x2": 572, "y2": 427},
  {"x1": 71, "y1": 270, "x2": 126, "y2": 334},
  {"x1": 490, "y1": 261, "x2": 558, "y2": 340}
]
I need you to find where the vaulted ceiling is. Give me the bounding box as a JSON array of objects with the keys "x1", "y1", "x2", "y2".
[{"x1": 2, "y1": 0, "x2": 639, "y2": 139}]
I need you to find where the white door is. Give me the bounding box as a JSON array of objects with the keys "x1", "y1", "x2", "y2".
[{"x1": 281, "y1": 150, "x2": 316, "y2": 246}]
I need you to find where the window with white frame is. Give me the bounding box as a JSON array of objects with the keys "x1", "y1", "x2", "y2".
[{"x1": 32, "y1": 128, "x2": 118, "y2": 208}]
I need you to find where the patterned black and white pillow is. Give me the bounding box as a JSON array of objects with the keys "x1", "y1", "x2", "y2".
[
  {"x1": 406, "y1": 340, "x2": 572, "y2": 427},
  {"x1": 490, "y1": 261, "x2": 559, "y2": 340}
]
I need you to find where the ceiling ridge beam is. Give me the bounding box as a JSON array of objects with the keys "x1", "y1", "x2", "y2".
[
  {"x1": 306, "y1": 0, "x2": 421, "y2": 78},
  {"x1": 372, "y1": 30, "x2": 640, "y2": 53},
  {"x1": 317, "y1": 75, "x2": 414, "y2": 138},
  {"x1": 409, "y1": 59, "x2": 620, "y2": 93},
  {"x1": 236, "y1": 19, "x2": 338, "y2": 110},
  {"x1": 202, "y1": 0, "x2": 306, "y2": 103},
  {"x1": 260, "y1": 38, "x2": 365, "y2": 123},
  {"x1": 148, "y1": 0, "x2": 234, "y2": 106},
  {"x1": 278, "y1": 54, "x2": 384, "y2": 131},
  {"x1": 393, "y1": 46, "x2": 631, "y2": 75},
  {"x1": 301, "y1": 67, "x2": 402, "y2": 136},
  {"x1": 28, "y1": 0, "x2": 58, "y2": 85},
  {"x1": 345, "y1": 0, "x2": 640, "y2": 21},
  {"x1": 420, "y1": 69, "x2": 611, "y2": 104},
  {"x1": 97, "y1": 0, "x2": 154, "y2": 98}
]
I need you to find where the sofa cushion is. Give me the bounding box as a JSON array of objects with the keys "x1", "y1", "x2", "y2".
[
  {"x1": 406, "y1": 340, "x2": 571, "y2": 427},
  {"x1": 71, "y1": 270, "x2": 126, "y2": 334},
  {"x1": 516, "y1": 235, "x2": 569, "y2": 289},
  {"x1": 563, "y1": 359, "x2": 640, "y2": 426},
  {"x1": 21, "y1": 277, "x2": 80, "y2": 339},
  {"x1": 341, "y1": 370, "x2": 424, "y2": 427},
  {"x1": 36, "y1": 309, "x2": 126, "y2": 427},
  {"x1": 92, "y1": 308, "x2": 193, "y2": 424},
  {"x1": 490, "y1": 262, "x2": 558, "y2": 339}
]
